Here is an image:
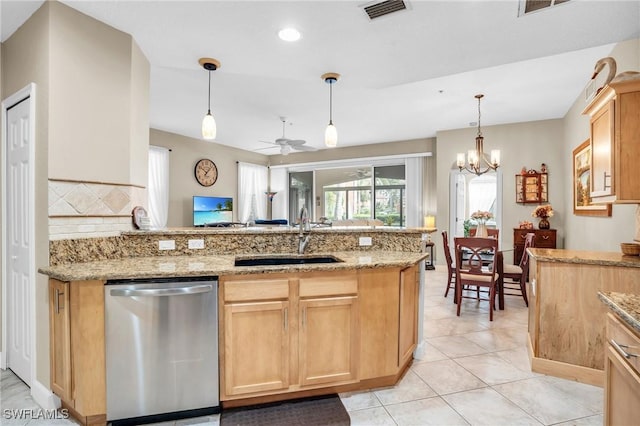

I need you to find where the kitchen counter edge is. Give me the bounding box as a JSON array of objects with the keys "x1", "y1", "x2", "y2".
[
  {"x1": 39, "y1": 251, "x2": 429, "y2": 282},
  {"x1": 598, "y1": 291, "x2": 640, "y2": 334},
  {"x1": 528, "y1": 248, "x2": 640, "y2": 268}
]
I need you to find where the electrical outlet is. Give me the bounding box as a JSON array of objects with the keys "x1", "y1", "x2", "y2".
[
  {"x1": 359, "y1": 236, "x2": 372, "y2": 246},
  {"x1": 158, "y1": 240, "x2": 175, "y2": 250},
  {"x1": 188, "y1": 239, "x2": 205, "y2": 249}
]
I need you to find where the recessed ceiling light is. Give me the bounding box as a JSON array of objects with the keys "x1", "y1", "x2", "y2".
[{"x1": 278, "y1": 27, "x2": 301, "y2": 42}]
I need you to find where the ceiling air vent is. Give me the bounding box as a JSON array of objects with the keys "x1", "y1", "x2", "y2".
[
  {"x1": 518, "y1": 0, "x2": 570, "y2": 16},
  {"x1": 363, "y1": 0, "x2": 407, "y2": 20}
]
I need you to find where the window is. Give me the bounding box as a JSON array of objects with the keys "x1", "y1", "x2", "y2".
[
  {"x1": 319, "y1": 165, "x2": 406, "y2": 226},
  {"x1": 289, "y1": 171, "x2": 313, "y2": 223},
  {"x1": 374, "y1": 165, "x2": 406, "y2": 226}
]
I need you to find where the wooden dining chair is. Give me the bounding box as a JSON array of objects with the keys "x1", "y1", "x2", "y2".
[
  {"x1": 500, "y1": 232, "x2": 535, "y2": 306},
  {"x1": 454, "y1": 237, "x2": 500, "y2": 321},
  {"x1": 441, "y1": 231, "x2": 456, "y2": 300}
]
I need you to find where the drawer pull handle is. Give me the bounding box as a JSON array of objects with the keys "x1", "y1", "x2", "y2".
[
  {"x1": 542, "y1": 236, "x2": 549, "y2": 240},
  {"x1": 611, "y1": 339, "x2": 639, "y2": 359}
]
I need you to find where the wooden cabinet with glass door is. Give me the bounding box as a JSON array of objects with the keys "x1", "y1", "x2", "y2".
[
  {"x1": 516, "y1": 170, "x2": 548, "y2": 204},
  {"x1": 582, "y1": 78, "x2": 640, "y2": 203}
]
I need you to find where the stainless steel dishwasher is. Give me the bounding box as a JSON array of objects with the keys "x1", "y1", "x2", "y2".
[{"x1": 105, "y1": 277, "x2": 219, "y2": 424}]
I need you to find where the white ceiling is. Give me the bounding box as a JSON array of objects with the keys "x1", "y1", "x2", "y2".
[{"x1": 3, "y1": 1, "x2": 640, "y2": 155}]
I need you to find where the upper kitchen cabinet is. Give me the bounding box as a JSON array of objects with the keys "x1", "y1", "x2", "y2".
[{"x1": 582, "y1": 78, "x2": 640, "y2": 203}]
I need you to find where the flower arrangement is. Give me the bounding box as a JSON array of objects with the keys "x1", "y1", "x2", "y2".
[
  {"x1": 470, "y1": 210, "x2": 493, "y2": 223},
  {"x1": 519, "y1": 220, "x2": 533, "y2": 229},
  {"x1": 532, "y1": 204, "x2": 554, "y2": 218}
]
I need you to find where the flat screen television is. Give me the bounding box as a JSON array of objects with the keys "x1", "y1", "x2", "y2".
[{"x1": 193, "y1": 196, "x2": 233, "y2": 226}]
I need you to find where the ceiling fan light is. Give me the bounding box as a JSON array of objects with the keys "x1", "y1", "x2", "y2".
[
  {"x1": 202, "y1": 112, "x2": 216, "y2": 140},
  {"x1": 281, "y1": 144, "x2": 292, "y2": 155},
  {"x1": 325, "y1": 123, "x2": 337, "y2": 147}
]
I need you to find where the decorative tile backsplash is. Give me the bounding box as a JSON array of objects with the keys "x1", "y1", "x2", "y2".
[{"x1": 48, "y1": 179, "x2": 147, "y2": 239}]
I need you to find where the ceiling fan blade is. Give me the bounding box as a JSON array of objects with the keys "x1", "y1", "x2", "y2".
[
  {"x1": 292, "y1": 145, "x2": 317, "y2": 152},
  {"x1": 259, "y1": 140, "x2": 279, "y2": 146},
  {"x1": 287, "y1": 139, "x2": 306, "y2": 146}
]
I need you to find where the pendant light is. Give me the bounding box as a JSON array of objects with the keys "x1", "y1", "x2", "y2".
[
  {"x1": 456, "y1": 94, "x2": 500, "y2": 175},
  {"x1": 322, "y1": 72, "x2": 340, "y2": 147},
  {"x1": 199, "y1": 58, "x2": 221, "y2": 140}
]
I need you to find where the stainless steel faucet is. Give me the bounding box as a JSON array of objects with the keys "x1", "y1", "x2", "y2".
[{"x1": 298, "y1": 206, "x2": 311, "y2": 254}]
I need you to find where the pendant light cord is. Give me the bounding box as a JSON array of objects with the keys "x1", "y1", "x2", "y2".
[
  {"x1": 207, "y1": 70, "x2": 212, "y2": 115},
  {"x1": 329, "y1": 81, "x2": 333, "y2": 125}
]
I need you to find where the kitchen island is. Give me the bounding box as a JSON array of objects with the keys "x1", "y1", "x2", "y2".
[
  {"x1": 40, "y1": 227, "x2": 429, "y2": 425},
  {"x1": 527, "y1": 248, "x2": 640, "y2": 387}
]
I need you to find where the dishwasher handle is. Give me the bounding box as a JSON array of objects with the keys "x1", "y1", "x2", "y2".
[{"x1": 110, "y1": 283, "x2": 213, "y2": 297}]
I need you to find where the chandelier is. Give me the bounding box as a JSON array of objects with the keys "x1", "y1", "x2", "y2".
[{"x1": 457, "y1": 94, "x2": 500, "y2": 175}]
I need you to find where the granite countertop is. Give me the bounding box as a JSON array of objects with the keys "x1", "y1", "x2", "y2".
[
  {"x1": 39, "y1": 250, "x2": 428, "y2": 282},
  {"x1": 598, "y1": 291, "x2": 640, "y2": 334},
  {"x1": 528, "y1": 248, "x2": 640, "y2": 268},
  {"x1": 122, "y1": 226, "x2": 432, "y2": 235}
]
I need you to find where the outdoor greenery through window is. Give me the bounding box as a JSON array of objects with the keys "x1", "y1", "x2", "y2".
[{"x1": 322, "y1": 165, "x2": 406, "y2": 226}]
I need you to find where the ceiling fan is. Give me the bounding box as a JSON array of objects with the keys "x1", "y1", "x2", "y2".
[{"x1": 259, "y1": 117, "x2": 317, "y2": 155}]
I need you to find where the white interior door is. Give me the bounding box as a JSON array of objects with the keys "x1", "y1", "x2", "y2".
[{"x1": 6, "y1": 96, "x2": 32, "y2": 385}]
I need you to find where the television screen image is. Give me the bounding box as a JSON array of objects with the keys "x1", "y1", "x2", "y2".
[{"x1": 193, "y1": 196, "x2": 233, "y2": 226}]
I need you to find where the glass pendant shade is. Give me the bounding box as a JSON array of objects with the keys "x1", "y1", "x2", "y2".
[
  {"x1": 325, "y1": 122, "x2": 337, "y2": 147},
  {"x1": 202, "y1": 112, "x2": 216, "y2": 140}
]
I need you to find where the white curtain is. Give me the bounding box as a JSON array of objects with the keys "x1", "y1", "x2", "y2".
[
  {"x1": 148, "y1": 146, "x2": 170, "y2": 229},
  {"x1": 238, "y1": 162, "x2": 268, "y2": 222},
  {"x1": 405, "y1": 157, "x2": 425, "y2": 228}
]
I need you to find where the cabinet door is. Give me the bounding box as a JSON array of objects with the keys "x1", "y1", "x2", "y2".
[
  {"x1": 49, "y1": 279, "x2": 72, "y2": 404},
  {"x1": 604, "y1": 345, "x2": 640, "y2": 426},
  {"x1": 398, "y1": 266, "x2": 418, "y2": 367},
  {"x1": 590, "y1": 100, "x2": 614, "y2": 198},
  {"x1": 223, "y1": 301, "x2": 290, "y2": 396},
  {"x1": 299, "y1": 296, "x2": 358, "y2": 387}
]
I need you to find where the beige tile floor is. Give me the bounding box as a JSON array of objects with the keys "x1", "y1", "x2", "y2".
[
  {"x1": 2, "y1": 265, "x2": 603, "y2": 425},
  {"x1": 341, "y1": 265, "x2": 603, "y2": 426}
]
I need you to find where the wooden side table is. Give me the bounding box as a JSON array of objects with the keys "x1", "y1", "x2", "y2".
[{"x1": 424, "y1": 241, "x2": 435, "y2": 270}]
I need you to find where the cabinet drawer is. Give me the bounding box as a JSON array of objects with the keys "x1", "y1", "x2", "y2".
[
  {"x1": 607, "y1": 313, "x2": 640, "y2": 374},
  {"x1": 535, "y1": 231, "x2": 556, "y2": 248},
  {"x1": 299, "y1": 274, "x2": 357, "y2": 298},
  {"x1": 224, "y1": 279, "x2": 289, "y2": 302}
]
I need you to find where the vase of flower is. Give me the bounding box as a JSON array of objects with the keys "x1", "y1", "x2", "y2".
[
  {"x1": 532, "y1": 205, "x2": 553, "y2": 230},
  {"x1": 470, "y1": 210, "x2": 493, "y2": 237},
  {"x1": 476, "y1": 222, "x2": 488, "y2": 237},
  {"x1": 538, "y1": 217, "x2": 550, "y2": 229}
]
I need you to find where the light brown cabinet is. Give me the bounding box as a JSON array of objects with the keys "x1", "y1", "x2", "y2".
[
  {"x1": 219, "y1": 272, "x2": 359, "y2": 400},
  {"x1": 605, "y1": 313, "x2": 640, "y2": 425},
  {"x1": 48, "y1": 279, "x2": 106, "y2": 425},
  {"x1": 50, "y1": 279, "x2": 71, "y2": 402},
  {"x1": 220, "y1": 267, "x2": 419, "y2": 403},
  {"x1": 583, "y1": 78, "x2": 640, "y2": 203}
]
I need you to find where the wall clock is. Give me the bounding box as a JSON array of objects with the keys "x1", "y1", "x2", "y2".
[{"x1": 194, "y1": 158, "x2": 218, "y2": 187}]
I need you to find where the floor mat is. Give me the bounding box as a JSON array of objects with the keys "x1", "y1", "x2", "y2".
[{"x1": 220, "y1": 394, "x2": 350, "y2": 426}]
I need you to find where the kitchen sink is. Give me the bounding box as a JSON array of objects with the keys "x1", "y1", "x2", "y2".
[{"x1": 234, "y1": 255, "x2": 343, "y2": 266}]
